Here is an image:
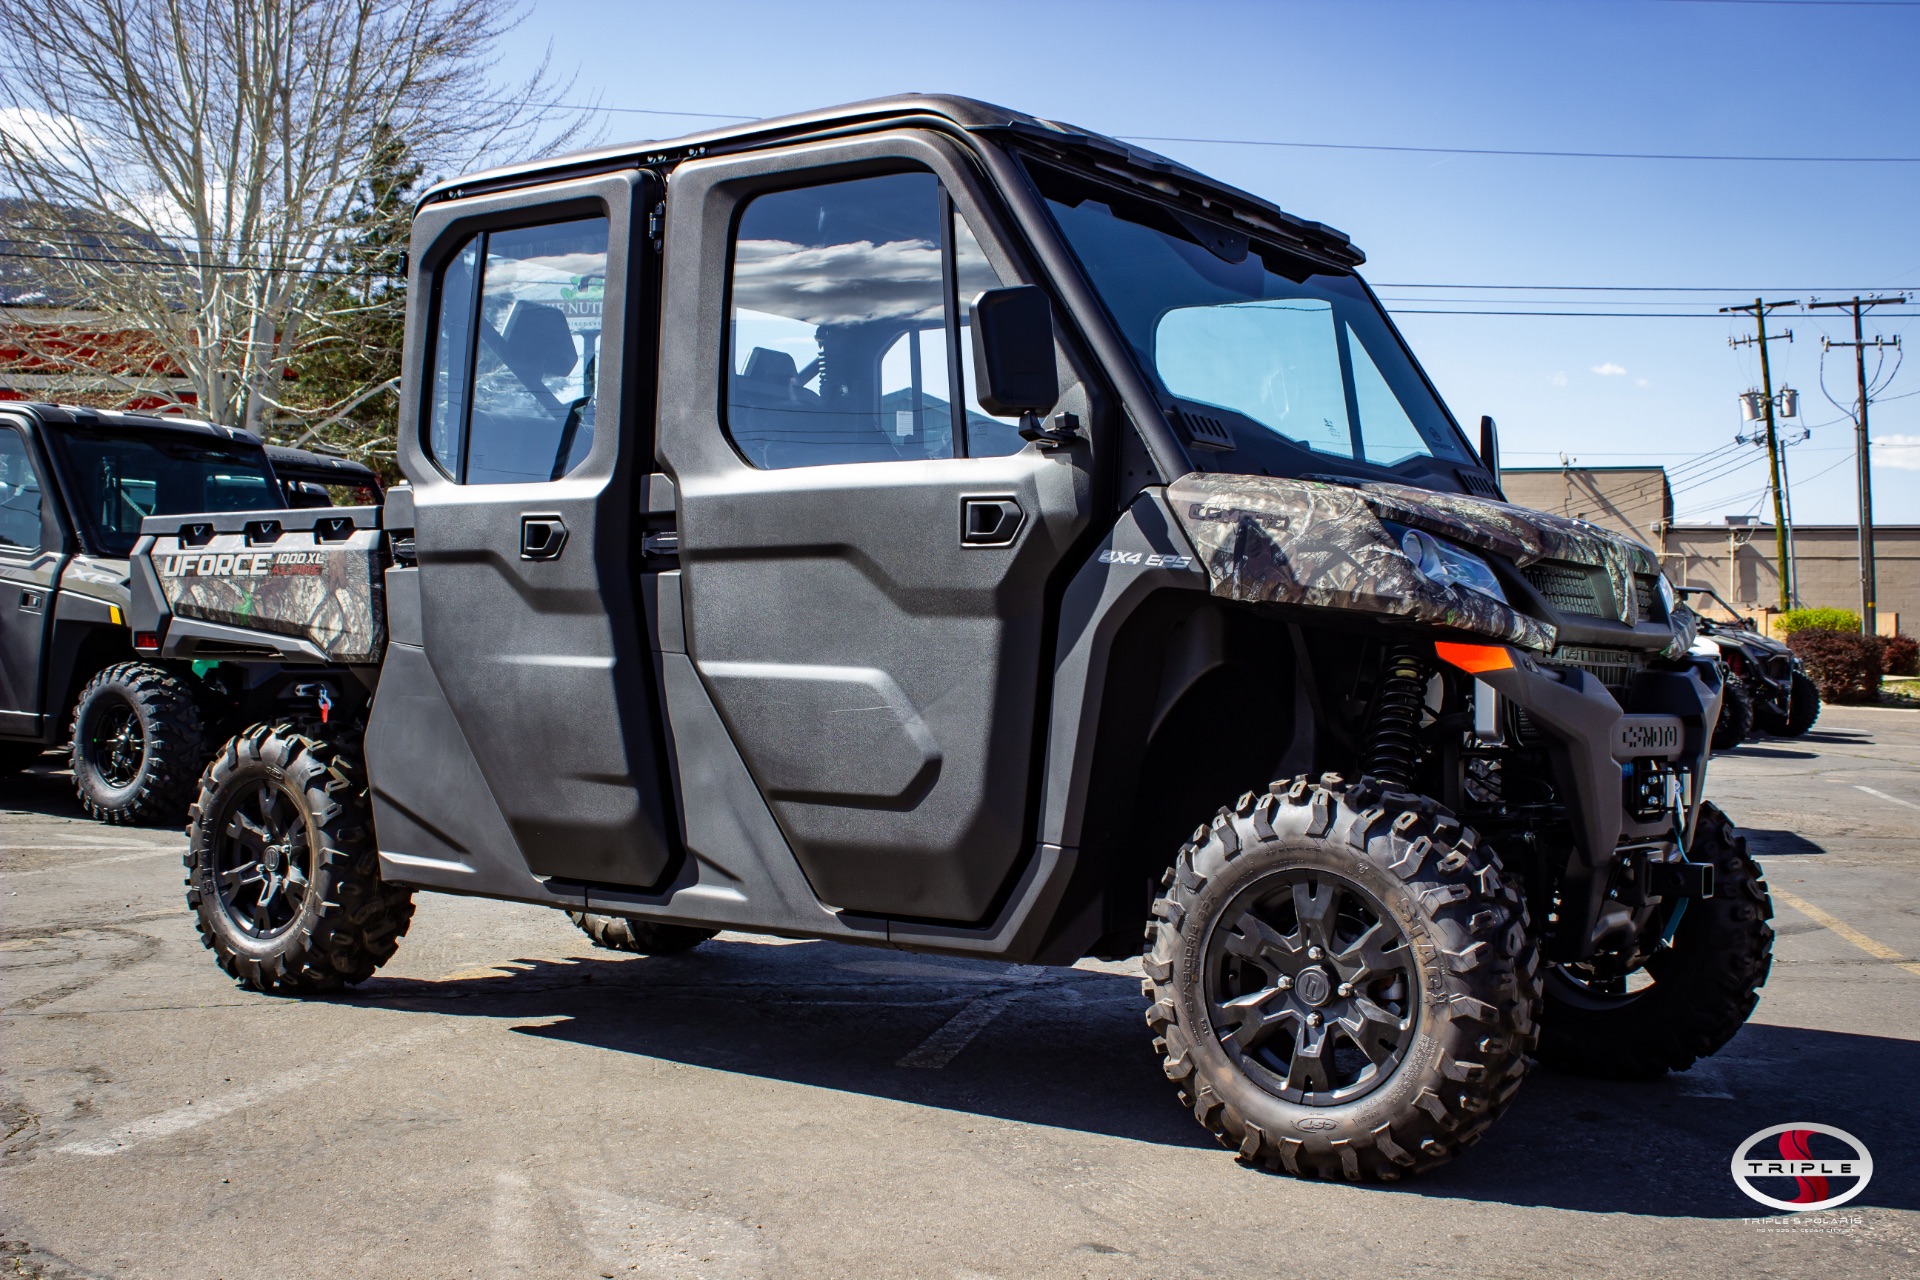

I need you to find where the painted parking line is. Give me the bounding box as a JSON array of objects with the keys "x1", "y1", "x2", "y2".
[
  {"x1": 1854, "y1": 784, "x2": 1920, "y2": 812},
  {"x1": 1772, "y1": 887, "x2": 1920, "y2": 978},
  {"x1": 897, "y1": 965, "x2": 1048, "y2": 1069},
  {"x1": 57, "y1": 1028, "x2": 443, "y2": 1156},
  {"x1": 4, "y1": 850, "x2": 178, "y2": 875}
]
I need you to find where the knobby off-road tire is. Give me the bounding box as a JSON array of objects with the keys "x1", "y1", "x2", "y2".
[
  {"x1": 185, "y1": 725, "x2": 415, "y2": 993},
  {"x1": 70, "y1": 662, "x2": 205, "y2": 823},
  {"x1": 1144, "y1": 774, "x2": 1540, "y2": 1182},
  {"x1": 569, "y1": 912, "x2": 716, "y2": 955},
  {"x1": 1539, "y1": 803, "x2": 1772, "y2": 1079},
  {"x1": 1711, "y1": 678, "x2": 1753, "y2": 752}
]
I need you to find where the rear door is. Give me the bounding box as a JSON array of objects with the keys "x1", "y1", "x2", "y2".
[
  {"x1": 0, "y1": 421, "x2": 61, "y2": 736},
  {"x1": 395, "y1": 172, "x2": 676, "y2": 887},
  {"x1": 657, "y1": 134, "x2": 1098, "y2": 923}
]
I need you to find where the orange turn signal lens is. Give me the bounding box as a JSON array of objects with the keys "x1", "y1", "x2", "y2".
[{"x1": 1434, "y1": 642, "x2": 1514, "y2": 674}]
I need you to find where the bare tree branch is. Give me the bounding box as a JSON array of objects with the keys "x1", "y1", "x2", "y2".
[{"x1": 0, "y1": 0, "x2": 594, "y2": 427}]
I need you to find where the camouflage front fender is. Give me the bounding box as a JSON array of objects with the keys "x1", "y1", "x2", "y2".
[{"x1": 1166, "y1": 473, "x2": 1558, "y2": 651}]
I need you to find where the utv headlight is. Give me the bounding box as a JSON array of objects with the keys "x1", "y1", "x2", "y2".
[
  {"x1": 1398, "y1": 527, "x2": 1508, "y2": 604},
  {"x1": 1656, "y1": 572, "x2": 1677, "y2": 618}
]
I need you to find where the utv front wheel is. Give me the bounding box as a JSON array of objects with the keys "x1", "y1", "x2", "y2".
[
  {"x1": 569, "y1": 912, "x2": 716, "y2": 955},
  {"x1": 1538, "y1": 803, "x2": 1772, "y2": 1079},
  {"x1": 71, "y1": 662, "x2": 205, "y2": 823},
  {"x1": 1144, "y1": 776, "x2": 1540, "y2": 1181},
  {"x1": 186, "y1": 725, "x2": 415, "y2": 992}
]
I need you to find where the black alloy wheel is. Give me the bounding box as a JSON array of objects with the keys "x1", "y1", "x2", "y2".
[
  {"x1": 84, "y1": 702, "x2": 144, "y2": 789},
  {"x1": 1207, "y1": 870, "x2": 1417, "y2": 1105},
  {"x1": 210, "y1": 779, "x2": 314, "y2": 939}
]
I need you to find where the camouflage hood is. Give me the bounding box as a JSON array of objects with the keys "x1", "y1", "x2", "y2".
[{"x1": 1166, "y1": 473, "x2": 1668, "y2": 654}]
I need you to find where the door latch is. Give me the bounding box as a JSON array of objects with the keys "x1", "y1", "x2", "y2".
[
  {"x1": 520, "y1": 514, "x2": 569, "y2": 561},
  {"x1": 960, "y1": 497, "x2": 1024, "y2": 548}
]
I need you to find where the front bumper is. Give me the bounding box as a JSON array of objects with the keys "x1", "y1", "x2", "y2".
[{"x1": 1455, "y1": 645, "x2": 1723, "y2": 958}]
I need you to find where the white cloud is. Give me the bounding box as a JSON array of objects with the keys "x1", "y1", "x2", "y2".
[
  {"x1": 1878, "y1": 434, "x2": 1920, "y2": 471},
  {"x1": 1591, "y1": 362, "x2": 1628, "y2": 376},
  {"x1": 1549, "y1": 372, "x2": 1568, "y2": 387},
  {"x1": 1634, "y1": 377, "x2": 1651, "y2": 388}
]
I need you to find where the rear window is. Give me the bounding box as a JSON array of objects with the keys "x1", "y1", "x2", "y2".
[{"x1": 48, "y1": 430, "x2": 282, "y2": 557}]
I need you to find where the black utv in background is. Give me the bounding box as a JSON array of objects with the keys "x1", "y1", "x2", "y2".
[
  {"x1": 1677, "y1": 585, "x2": 1820, "y2": 742},
  {"x1": 128, "y1": 96, "x2": 1772, "y2": 1183},
  {"x1": 0, "y1": 403, "x2": 371, "y2": 821}
]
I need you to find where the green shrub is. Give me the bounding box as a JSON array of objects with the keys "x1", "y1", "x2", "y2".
[
  {"x1": 1777, "y1": 607, "x2": 1861, "y2": 635},
  {"x1": 1883, "y1": 633, "x2": 1918, "y2": 677},
  {"x1": 1787, "y1": 629, "x2": 1882, "y2": 704}
]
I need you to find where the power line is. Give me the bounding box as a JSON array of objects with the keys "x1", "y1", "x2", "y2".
[{"x1": 511, "y1": 99, "x2": 1920, "y2": 165}]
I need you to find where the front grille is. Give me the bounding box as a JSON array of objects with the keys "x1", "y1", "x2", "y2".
[
  {"x1": 1765, "y1": 655, "x2": 1792, "y2": 680},
  {"x1": 1553, "y1": 645, "x2": 1647, "y2": 697},
  {"x1": 1525, "y1": 561, "x2": 1610, "y2": 617}
]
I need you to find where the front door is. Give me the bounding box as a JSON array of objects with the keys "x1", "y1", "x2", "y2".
[
  {"x1": 396, "y1": 173, "x2": 676, "y2": 887},
  {"x1": 658, "y1": 138, "x2": 1097, "y2": 923},
  {"x1": 0, "y1": 423, "x2": 59, "y2": 737}
]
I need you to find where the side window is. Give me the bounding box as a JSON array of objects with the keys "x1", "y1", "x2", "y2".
[
  {"x1": 0, "y1": 428, "x2": 43, "y2": 553},
  {"x1": 423, "y1": 217, "x2": 610, "y2": 484},
  {"x1": 725, "y1": 172, "x2": 1029, "y2": 468}
]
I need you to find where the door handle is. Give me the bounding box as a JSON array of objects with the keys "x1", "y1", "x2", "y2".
[
  {"x1": 520, "y1": 514, "x2": 569, "y2": 561},
  {"x1": 960, "y1": 496, "x2": 1023, "y2": 547}
]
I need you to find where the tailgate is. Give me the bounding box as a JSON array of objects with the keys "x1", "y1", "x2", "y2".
[{"x1": 128, "y1": 506, "x2": 386, "y2": 664}]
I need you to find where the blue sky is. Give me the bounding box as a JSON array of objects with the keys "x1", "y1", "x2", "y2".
[{"x1": 495, "y1": 0, "x2": 1920, "y2": 524}]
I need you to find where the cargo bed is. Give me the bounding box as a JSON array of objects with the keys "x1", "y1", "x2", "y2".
[{"x1": 128, "y1": 504, "x2": 388, "y2": 666}]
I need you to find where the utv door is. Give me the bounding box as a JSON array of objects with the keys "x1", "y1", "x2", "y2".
[
  {"x1": 386, "y1": 173, "x2": 676, "y2": 887},
  {"x1": 0, "y1": 421, "x2": 59, "y2": 736},
  {"x1": 657, "y1": 135, "x2": 1096, "y2": 923}
]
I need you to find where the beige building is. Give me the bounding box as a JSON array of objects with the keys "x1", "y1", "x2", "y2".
[{"x1": 1502, "y1": 466, "x2": 1914, "y2": 635}]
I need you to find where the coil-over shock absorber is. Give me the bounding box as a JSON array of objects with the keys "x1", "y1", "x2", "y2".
[{"x1": 1365, "y1": 644, "x2": 1432, "y2": 790}]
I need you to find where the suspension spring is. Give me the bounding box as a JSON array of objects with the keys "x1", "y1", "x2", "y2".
[{"x1": 1364, "y1": 645, "x2": 1432, "y2": 790}]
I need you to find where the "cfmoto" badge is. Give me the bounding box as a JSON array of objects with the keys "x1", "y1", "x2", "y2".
[{"x1": 1731, "y1": 1123, "x2": 1873, "y2": 1212}]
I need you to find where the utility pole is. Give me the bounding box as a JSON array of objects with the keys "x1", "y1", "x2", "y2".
[
  {"x1": 1807, "y1": 294, "x2": 1907, "y2": 637},
  {"x1": 1723, "y1": 298, "x2": 1796, "y2": 612}
]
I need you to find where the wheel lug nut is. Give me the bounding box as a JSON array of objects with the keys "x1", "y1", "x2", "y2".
[
  {"x1": 1307, "y1": 1012, "x2": 1322, "y2": 1027},
  {"x1": 1337, "y1": 982, "x2": 1354, "y2": 998},
  {"x1": 1307, "y1": 946, "x2": 1323, "y2": 960},
  {"x1": 1275, "y1": 975, "x2": 1293, "y2": 990}
]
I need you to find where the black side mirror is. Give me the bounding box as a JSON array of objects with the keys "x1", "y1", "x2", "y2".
[
  {"x1": 970, "y1": 286, "x2": 1059, "y2": 419},
  {"x1": 1478, "y1": 415, "x2": 1501, "y2": 487}
]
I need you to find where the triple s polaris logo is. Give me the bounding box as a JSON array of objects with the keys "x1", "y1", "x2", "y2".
[{"x1": 1731, "y1": 1124, "x2": 1873, "y2": 1212}]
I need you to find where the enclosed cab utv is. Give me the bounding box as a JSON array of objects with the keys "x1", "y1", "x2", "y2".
[
  {"x1": 127, "y1": 96, "x2": 1773, "y2": 1182},
  {"x1": 1676, "y1": 584, "x2": 1819, "y2": 741},
  {"x1": 0, "y1": 403, "x2": 368, "y2": 821}
]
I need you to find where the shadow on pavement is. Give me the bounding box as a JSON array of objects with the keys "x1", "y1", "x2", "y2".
[
  {"x1": 341, "y1": 940, "x2": 1918, "y2": 1218},
  {"x1": 1721, "y1": 746, "x2": 1818, "y2": 760},
  {"x1": 0, "y1": 766, "x2": 96, "y2": 824},
  {"x1": 1740, "y1": 829, "x2": 1827, "y2": 857}
]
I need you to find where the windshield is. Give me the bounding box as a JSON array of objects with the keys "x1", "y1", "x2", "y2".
[
  {"x1": 47, "y1": 429, "x2": 282, "y2": 557},
  {"x1": 1027, "y1": 162, "x2": 1469, "y2": 474}
]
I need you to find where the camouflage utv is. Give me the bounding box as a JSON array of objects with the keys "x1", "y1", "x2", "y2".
[{"x1": 127, "y1": 96, "x2": 1771, "y2": 1181}]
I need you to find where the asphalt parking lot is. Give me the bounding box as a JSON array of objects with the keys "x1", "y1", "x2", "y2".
[{"x1": 3, "y1": 707, "x2": 1917, "y2": 1279}]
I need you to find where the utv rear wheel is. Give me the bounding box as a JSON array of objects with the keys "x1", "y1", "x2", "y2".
[
  {"x1": 1143, "y1": 775, "x2": 1540, "y2": 1181},
  {"x1": 185, "y1": 725, "x2": 415, "y2": 992},
  {"x1": 1783, "y1": 671, "x2": 1821, "y2": 736},
  {"x1": 568, "y1": 912, "x2": 716, "y2": 955},
  {"x1": 1711, "y1": 678, "x2": 1752, "y2": 752},
  {"x1": 1538, "y1": 803, "x2": 1772, "y2": 1079},
  {"x1": 71, "y1": 663, "x2": 205, "y2": 823}
]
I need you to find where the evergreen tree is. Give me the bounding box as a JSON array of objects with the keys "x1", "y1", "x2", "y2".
[{"x1": 278, "y1": 126, "x2": 419, "y2": 479}]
